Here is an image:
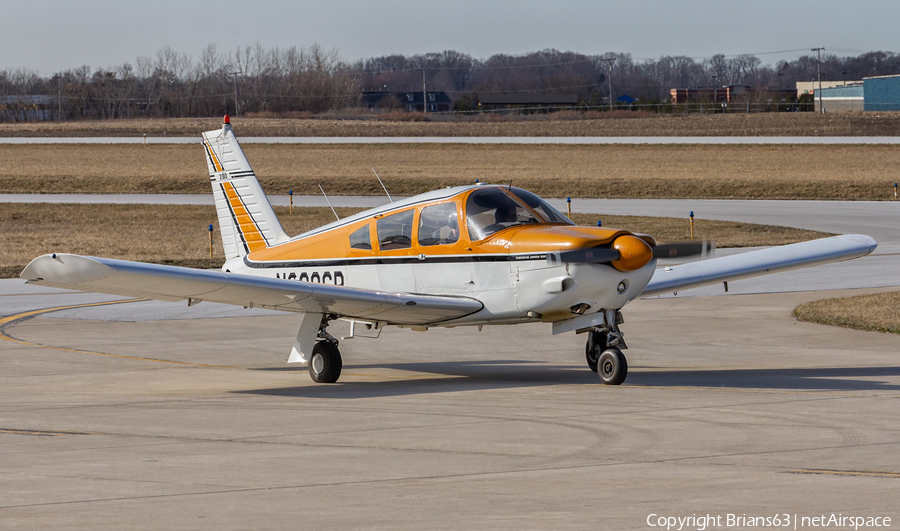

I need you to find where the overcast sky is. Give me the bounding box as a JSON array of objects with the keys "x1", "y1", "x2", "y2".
[{"x1": 5, "y1": 0, "x2": 898, "y2": 74}]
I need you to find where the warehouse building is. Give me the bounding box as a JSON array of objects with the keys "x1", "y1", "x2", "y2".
[
  {"x1": 814, "y1": 84, "x2": 864, "y2": 113},
  {"x1": 863, "y1": 74, "x2": 900, "y2": 111},
  {"x1": 811, "y1": 73, "x2": 900, "y2": 112}
]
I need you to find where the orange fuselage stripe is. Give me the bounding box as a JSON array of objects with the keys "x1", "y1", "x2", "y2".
[{"x1": 247, "y1": 189, "x2": 627, "y2": 263}]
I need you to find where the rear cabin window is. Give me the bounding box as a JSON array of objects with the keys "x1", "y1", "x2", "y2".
[
  {"x1": 417, "y1": 202, "x2": 460, "y2": 246},
  {"x1": 349, "y1": 224, "x2": 372, "y2": 250},
  {"x1": 376, "y1": 210, "x2": 415, "y2": 250}
]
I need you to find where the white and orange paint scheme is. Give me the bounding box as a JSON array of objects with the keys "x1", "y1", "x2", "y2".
[
  {"x1": 21, "y1": 117, "x2": 877, "y2": 385},
  {"x1": 202, "y1": 117, "x2": 660, "y2": 329}
]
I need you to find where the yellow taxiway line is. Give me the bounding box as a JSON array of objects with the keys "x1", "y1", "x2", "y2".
[{"x1": 0, "y1": 299, "x2": 234, "y2": 368}]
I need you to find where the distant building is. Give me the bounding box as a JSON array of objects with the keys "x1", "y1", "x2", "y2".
[
  {"x1": 863, "y1": 74, "x2": 900, "y2": 111},
  {"x1": 1, "y1": 95, "x2": 57, "y2": 121},
  {"x1": 808, "y1": 74, "x2": 900, "y2": 112},
  {"x1": 360, "y1": 91, "x2": 452, "y2": 112},
  {"x1": 476, "y1": 93, "x2": 578, "y2": 110},
  {"x1": 813, "y1": 84, "x2": 864, "y2": 113},
  {"x1": 796, "y1": 80, "x2": 862, "y2": 97},
  {"x1": 670, "y1": 85, "x2": 753, "y2": 103}
]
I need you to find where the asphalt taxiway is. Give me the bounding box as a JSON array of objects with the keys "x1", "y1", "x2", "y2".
[{"x1": 1, "y1": 198, "x2": 899, "y2": 529}]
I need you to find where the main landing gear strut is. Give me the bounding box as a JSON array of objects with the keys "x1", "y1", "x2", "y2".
[
  {"x1": 585, "y1": 309, "x2": 628, "y2": 385},
  {"x1": 290, "y1": 313, "x2": 343, "y2": 384}
]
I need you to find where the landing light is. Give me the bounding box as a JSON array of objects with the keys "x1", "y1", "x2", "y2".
[{"x1": 617, "y1": 281, "x2": 628, "y2": 294}]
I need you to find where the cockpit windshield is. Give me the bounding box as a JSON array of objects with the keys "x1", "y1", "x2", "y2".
[
  {"x1": 510, "y1": 187, "x2": 574, "y2": 225},
  {"x1": 465, "y1": 187, "x2": 572, "y2": 241}
]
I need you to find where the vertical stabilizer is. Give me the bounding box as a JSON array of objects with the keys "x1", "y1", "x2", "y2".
[{"x1": 202, "y1": 116, "x2": 288, "y2": 260}]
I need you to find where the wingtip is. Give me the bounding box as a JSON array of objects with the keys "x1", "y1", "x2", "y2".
[
  {"x1": 20, "y1": 254, "x2": 112, "y2": 284},
  {"x1": 839, "y1": 234, "x2": 878, "y2": 254}
]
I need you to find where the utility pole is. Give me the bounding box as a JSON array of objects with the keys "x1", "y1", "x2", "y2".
[
  {"x1": 812, "y1": 47, "x2": 825, "y2": 114},
  {"x1": 600, "y1": 57, "x2": 615, "y2": 111},
  {"x1": 56, "y1": 75, "x2": 62, "y2": 120},
  {"x1": 712, "y1": 75, "x2": 718, "y2": 113},
  {"x1": 227, "y1": 71, "x2": 240, "y2": 116},
  {"x1": 422, "y1": 69, "x2": 427, "y2": 114}
]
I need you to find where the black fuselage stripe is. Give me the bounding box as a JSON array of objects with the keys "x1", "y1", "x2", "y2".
[
  {"x1": 243, "y1": 254, "x2": 549, "y2": 268},
  {"x1": 220, "y1": 183, "x2": 250, "y2": 254}
]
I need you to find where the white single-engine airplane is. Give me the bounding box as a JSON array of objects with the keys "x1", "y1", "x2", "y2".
[{"x1": 21, "y1": 117, "x2": 877, "y2": 385}]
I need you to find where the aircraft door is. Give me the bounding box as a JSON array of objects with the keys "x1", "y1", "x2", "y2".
[{"x1": 374, "y1": 209, "x2": 418, "y2": 292}]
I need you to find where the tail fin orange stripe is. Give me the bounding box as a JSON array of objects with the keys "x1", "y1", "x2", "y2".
[
  {"x1": 205, "y1": 141, "x2": 223, "y2": 172},
  {"x1": 223, "y1": 182, "x2": 268, "y2": 251}
]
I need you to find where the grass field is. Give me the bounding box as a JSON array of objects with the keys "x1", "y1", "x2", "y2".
[
  {"x1": 3, "y1": 143, "x2": 900, "y2": 200},
  {"x1": 0, "y1": 204, "x2": 833, "y2": 279},
  {"x1": 794, "y1": 291, "x2": 900, "y2": 335},
  {"x1": 2, "y1": 113, "x2": 900, "y2": 137}
]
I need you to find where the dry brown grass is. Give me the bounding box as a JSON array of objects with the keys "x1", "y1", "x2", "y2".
[
  {"x1": 0, "y1": 204, "x2": 363, "y2": 278},
  {"x1": 1, "y1": 203, "x2": 832, "y2": 278},
  {"x1": 794, "y1": 291, "x2": 900, "y2": 334},
  {"x1": 2, "y1": 112, "x2": 900, "y2": 137},
  {"x1": 3, "y1": 143, "x2": 899, "y2": 200}
]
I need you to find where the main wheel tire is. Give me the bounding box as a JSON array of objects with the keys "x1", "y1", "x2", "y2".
[
  {"x1": 308, "y1": 341, "x2": 342, "y2": 383},
  {"x1": 597, "y1": 348, "x2": 627, "y2": 385}
]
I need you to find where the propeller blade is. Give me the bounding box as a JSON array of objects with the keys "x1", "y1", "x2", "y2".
[
  {"x1": 652, "y1": 240, "x2": 715, "y2": 259},
  {"x1": 547, "y1": 247, "x2": 621, "y2": 265}
]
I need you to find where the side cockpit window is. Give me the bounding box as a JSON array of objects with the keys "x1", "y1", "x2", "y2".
[
  {"x1": 349, "y1": 224, "x2": 372, "y2": 250},
  {"x1": 377, "y1": 210, "x2": 414, "y2": 250},
  {"x1": 418, "y1": 203, "x2": 460, "y2": 246}
]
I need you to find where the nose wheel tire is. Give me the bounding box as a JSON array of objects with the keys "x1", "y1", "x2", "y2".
[
  {"x1": 308, "y1": 341, "x2": 342, "y2": 383},
  {"x1": 585, "y1": 344, "x2": 600, "y2": 373},
  {"x1": 585, "y1": 330, "x2": 606, "y2": 373},
  {"x1": 598, "y1": 348, "x2": 627, "y2": 385}
]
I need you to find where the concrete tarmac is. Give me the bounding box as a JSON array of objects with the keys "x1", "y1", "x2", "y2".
[
  {"x1": 2, "y1": 194, "x2": 899, "y2": 528},
  {"x1": 1, "y1": 282, "x2": 899, "y2": 529}
]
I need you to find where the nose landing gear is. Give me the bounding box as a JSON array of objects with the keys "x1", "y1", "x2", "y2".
[
  {"x1": 585, "y1": 309, "x2": 628, "y2": 385},
  {"x1": 597, "y1": 348, "x2": 627, "y2": 385}
]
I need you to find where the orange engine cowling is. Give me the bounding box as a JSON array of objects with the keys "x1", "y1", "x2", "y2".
[{"x1": 610, "y1": 235, "x2": 653, "y2": 272}]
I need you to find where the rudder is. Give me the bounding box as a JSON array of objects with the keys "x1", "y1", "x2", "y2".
[{"x1": 202, "y1": 116, "x2": 288, "y2": 260}]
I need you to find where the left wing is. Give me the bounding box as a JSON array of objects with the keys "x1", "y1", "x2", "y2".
[
  {"x1": 20, "y1": 254, "x2": 483, "y2": 325},
  {"x1": 641, "y1": 234, "x2": 877, "y2": 297}
]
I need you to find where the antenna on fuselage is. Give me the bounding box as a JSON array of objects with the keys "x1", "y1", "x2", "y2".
[
  {"x1": 372, "y1": 168, "x2": 394, "y2": 203},
  {"x1": 318, "y1": 184, "x2": 340, "y2": 221}
]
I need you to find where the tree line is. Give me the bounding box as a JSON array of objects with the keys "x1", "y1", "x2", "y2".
[{"x1": 2, "y1": 45, "x2": 899, "y2": 121}]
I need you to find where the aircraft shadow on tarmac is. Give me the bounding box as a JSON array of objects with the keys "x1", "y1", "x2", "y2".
[{"x1": 235, "y1": 362, "x2": 900, "y2": 398}]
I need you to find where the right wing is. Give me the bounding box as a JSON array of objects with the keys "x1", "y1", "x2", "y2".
[
  {"x1": 641, "y1": 234, "x2": 877, "y2": 297},
  {"x1": 20, "y1": 254, "x2": 483, "y2": 325}
]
